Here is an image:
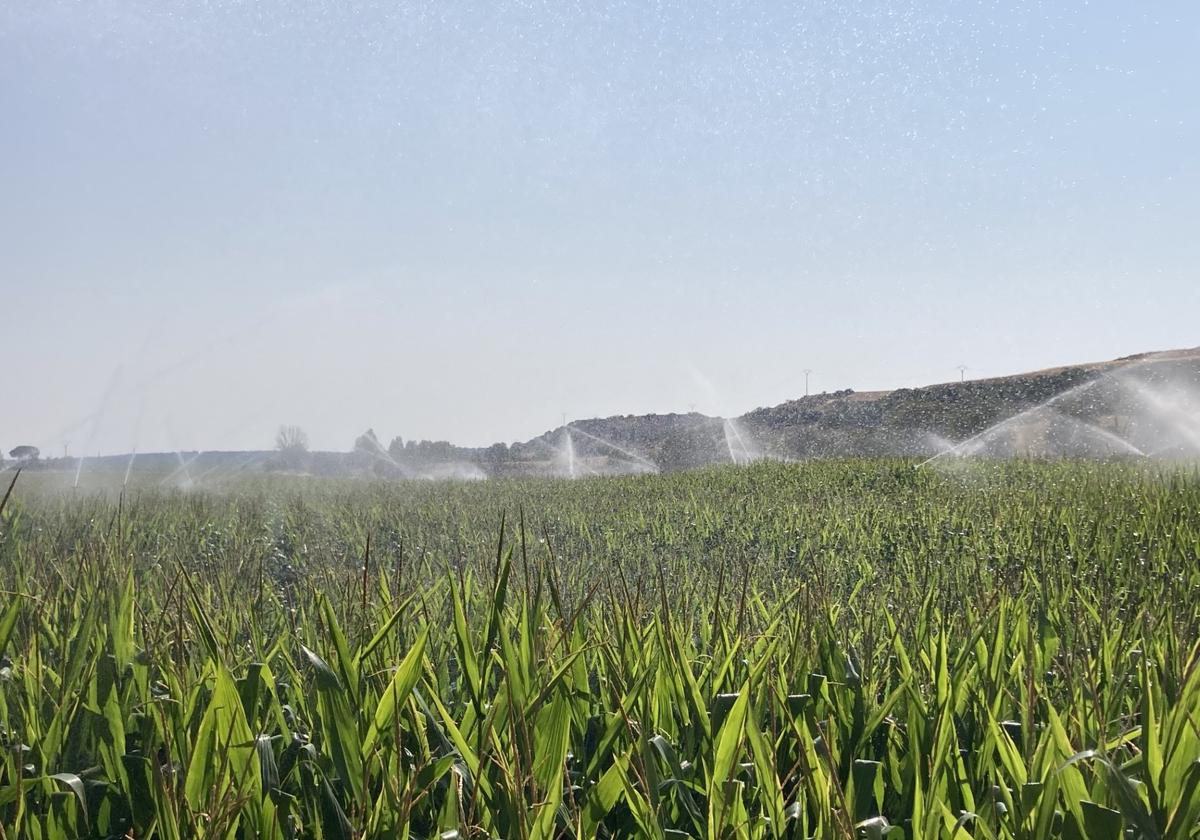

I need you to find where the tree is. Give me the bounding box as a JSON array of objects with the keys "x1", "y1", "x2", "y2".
[
  {"x1": 353, "y1": 429, "x2": 404, "y2": 477},
  {"x1": 387, "y1": 436, "x2": 405, "y2": 459},
  {"x1": 354, "y1": 428, "x2": 383, "y2": 454},
  {"x1": 275, "y1": 425, "x2": 309, "y2": 454},
  {"x1": 274, "y1": 426, "x2": 309, "y2": 471},
  {"x1": 482, "y1": 442, "x2": 509, "y2": 476},
  {"x1": 9, "y1": 445, "x2": 39, "y2": 461}
]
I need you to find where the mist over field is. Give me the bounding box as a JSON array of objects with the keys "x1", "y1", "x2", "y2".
[{"x1": 5, "y1": 346, "x2": 1199, "y2": 493}]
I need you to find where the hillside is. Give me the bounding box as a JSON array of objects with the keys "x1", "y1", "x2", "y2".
[
  {"x1": 10, "y1": 347, "x2": 1199, "y2": 483},
  {"x1": 502, "y1": 346, "x2": 1200, "y2": 472},
  {"x1": 738, "y1": 346, "x2": 1200, "y2": 461}
]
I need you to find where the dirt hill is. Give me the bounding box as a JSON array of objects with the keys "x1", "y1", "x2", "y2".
[
  {"x1": 512, "y1": 346, "x2": 1200, "y2": 471},
  {"x1": 20, "y1": 347, "x2": 1199, "y2": 481}
]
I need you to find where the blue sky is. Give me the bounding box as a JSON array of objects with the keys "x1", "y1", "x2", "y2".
[{"x1": 2, "y1": 0, "x2": 1198, "y2": 454}]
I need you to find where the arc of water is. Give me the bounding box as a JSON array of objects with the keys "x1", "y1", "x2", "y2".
[
  {"x1": 1047, "y1": 410, "x2": 1147, "y2": 457},
  {"x1": 917, "y1": 375, "x2": 1109, "y2": 467},
  {"x1": 72, "y1": 367, "x2": 124, "y2": 489},
  {"x1": 565, "y1": 424, "x2": 659, "y2": 472},
  {"x1": 1119, "y1": 377, "x2": 1200, "y2": 453},
  {"x1": 916, "y1": 357, "x2": 1191, "y2": 467},
  {"x1": 160, "y1": 450, "x2": 202, "y2": 487},
  {"x1": 124, "y1": 393, "x2": 147, "y2": 488},
  {"x1": 190, "y1": 451, "x2": 270, "y2": 485},
  {"x1": 560, "y1": 428, "x2": 602, "y2": 477},
  {"x1": 723, "y1": 418, "x2": 762, "y2": 464},
  {"x1": 526, "y1": 434, "x2": 593, "y2": 478},
  {"x1": 724, "y1": 435, "x2": 741, "y2": 465},
  {"x1": 123, "y1": 450, "x2": 138, "y2": 487},
  {"x1": 724, "y1": 420, "x2": 747, "y2": 463},
  {"x1": 358, "y1": 441, "x2": 410, "y2": 475}
]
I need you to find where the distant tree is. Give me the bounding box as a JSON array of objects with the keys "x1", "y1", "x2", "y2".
[
  {"x1": 354, "y1": 428, "x2": 384, "y2": 454},
  {"x1": 9, "y1": 445, "x2": 39, "y2": 461},
  {"x1": 352, "y1": 429, "x2": 406, "y2": 477},
  {"x1": 275, "y1": 425, "x2": 309, "y2": 454},
  {"x1": 273, "y1": 426, "x2": 309, "y2": 471},
  {"x1": 482, "y1": 442, "x2": 509, "y2": 476},
  {"x1": 387, "y1": 436, "x2": 405, "y2": 459}
]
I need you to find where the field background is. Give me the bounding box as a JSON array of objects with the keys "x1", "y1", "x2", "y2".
[{"x1": 1, "y1": 461, "x2": 1199, "y2": 838}]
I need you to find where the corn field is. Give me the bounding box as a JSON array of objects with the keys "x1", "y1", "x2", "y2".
[{"x1": 1, "y1": 460, "x2": 1199, "y2": 838}]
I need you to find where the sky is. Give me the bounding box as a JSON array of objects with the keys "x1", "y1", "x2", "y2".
[{"x1": 2, "y1": 0, "x2": 1198, "y2": 455}]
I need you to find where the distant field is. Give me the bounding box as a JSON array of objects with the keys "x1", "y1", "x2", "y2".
[{"x1": 1, "y1": 461, "x2": 1199, "y2": 838}]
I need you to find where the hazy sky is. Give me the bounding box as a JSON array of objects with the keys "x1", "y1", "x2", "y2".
[{"x1": 2, "y1": 1, "x2": 1198, "y2": 455}]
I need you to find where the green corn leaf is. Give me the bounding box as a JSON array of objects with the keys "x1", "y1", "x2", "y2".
[{"x1": 362, "y1": 628, "x2": 428, "y2": 758}]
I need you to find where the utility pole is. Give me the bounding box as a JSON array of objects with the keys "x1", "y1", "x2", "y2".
[
  {"x1": 803, "y1": 369, "x2": 813, "y2": 397},
  {"x1": 957, "y1": 365, "x2": 968, "y2": 382},
  {"x1": 63, "y1": 441, "x2": 70, "y2": 458}
]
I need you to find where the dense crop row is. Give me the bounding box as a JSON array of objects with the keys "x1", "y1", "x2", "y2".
[{"x1": 1, "y1": 460, "x2": 1198, "y2": 838}]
